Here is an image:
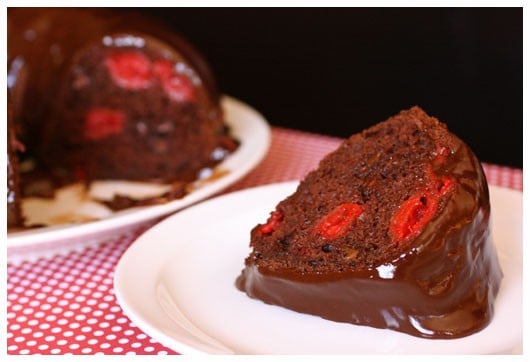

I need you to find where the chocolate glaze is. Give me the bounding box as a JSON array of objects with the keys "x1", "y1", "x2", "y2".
[
  {"x1": 236, "y1": 134, "x2": 502, "y2": 339},
  {"x1": 7, "y1": 90, "x2": 24, "y2": 228}
]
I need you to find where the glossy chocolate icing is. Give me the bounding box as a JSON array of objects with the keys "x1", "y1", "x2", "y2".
[{"x1": 236, "y1": 135, "x2": 503, "y2": 339}]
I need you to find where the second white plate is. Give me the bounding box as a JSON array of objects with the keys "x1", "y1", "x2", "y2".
[{"x1": 114, "y1": 182, "x2": 522, "y2": 354}]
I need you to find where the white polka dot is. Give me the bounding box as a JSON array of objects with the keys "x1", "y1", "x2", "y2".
[
  {"x1": 63, "y1": 331, "x2": 74, "y2": 337},
  {"x1": 14, "y1": 336, "x2": 25, "y2": 342},
  {"x1": 38, "y1": 344, "x2": 49, "y2": 351},
  {"x1": 51, "y1": 348, "x2": 61, "y2": 354},
  {"x1": 19, "y1": 349, "x2": 30, "y2": 354},
  {"x1": 118, "y1": 338, "x2": 129, "y2": 344},
  {"x1": 40, "y1": 304, "x2": 52, "y2": 311},
  {"x1": 69, "y1": 322, "x2": 80, "y2": 329},
  {"x1": 111, "y1": 326, "x2": 122, "y2": 332},
  {"x1": 82, "y1": 348, "x2": 92, "y2": 354},
  {"x1": 51, "y1": 327, "x2": 62, "y2": 333},
  {"x1": 87, "y1": 338, "x2": 98, "y2": 345},
  {"x1": 93, "y1": 330, "x2": 104, "y2": 337},
  {"x1": 124, "y1": 329, "x2": 134, "y2": 336},
  {"x1": 28, "y1": 319, "x2": 39, "y2": 326},
  {"x1": 22, "y1": 307, "x2": 34, "y2": 315},
  {"x1": 69, "y1": 343, "x2": 80, "y2": 350},
  {"x1": 57, "y1": 339, "x2": 67, "y2": 346},
  {"x1": 7, "y1": 345, "x2": 18, "y2": 351},
  {"x1": 131, "y1": 342, "x2": 141, "y2": 348},
  {"x1": 100, "y1": 343, "x2": 110, "y2": 349},
  {"x1": 144, "y1": 346, "x2": 155, "y2": 352},
  {"x1": 113, "y1": 347, "x2": 124, "y2": 353},
  {"x1": 26, "y1": 340, "x2": 37, "y2": 346},
  {"x1": 39, "y1": 323, "x2": 50, "y2": 330},
  {"x1": 75, "y1": 335, "x2": 86, "y2": 341},
  {"x1": 21, "y1": 328, "x2": 32, "y2": 334},
  {"x1": 32, "y1": 331, "x2": 44, "y2": 338},
  {"x1": 69, "y1": 303, "x2": 81, "y2": 310},
  {"x1": 106, "y1": 334, "x2": 116, "y2": 340},
  {"x1": 44, "y1": 335, "x2": 56, "y2": 342}
]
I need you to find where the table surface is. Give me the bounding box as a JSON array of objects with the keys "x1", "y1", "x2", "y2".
[{"x1": 6, "y1": 127, "x2": 523, "y2": 355}]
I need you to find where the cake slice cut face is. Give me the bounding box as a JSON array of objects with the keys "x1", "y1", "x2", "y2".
[{"x1": 236, "y1": 106, "x2": 502, "y2": 339}]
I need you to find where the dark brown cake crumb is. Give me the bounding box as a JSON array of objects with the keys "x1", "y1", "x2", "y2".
[{"x1": 246, "y1": 106, "x2": 458, "y2": 273}]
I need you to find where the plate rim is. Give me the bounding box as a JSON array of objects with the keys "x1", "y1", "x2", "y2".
[
  {"x1": 113, "y1": 182, "x2": 522, "y2": 355},
  {"x1": 7, "y1": 95, "x2": 271, "y2": 252}
]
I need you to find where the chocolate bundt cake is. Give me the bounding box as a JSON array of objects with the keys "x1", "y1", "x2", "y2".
[
  {"x1": 7, "y1": 91, "x2": 24, "y2": 228},
  {"x1": 236, "y1": 107, "x2": 502, "y2": 339},
  {"x1": 8, "y1": 8, "x2": 235, "y2": 184}
]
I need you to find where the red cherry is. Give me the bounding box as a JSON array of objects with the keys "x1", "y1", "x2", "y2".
[
  {"x1": 105, "y1": 51, "x2": 152, "y2": 90},
  {"x1": 153, "y1": 60, "x2": 195, "y2": 102},
  {"x1": 389, "y1": 194, "x2": 438, "y2": 244},
  {"x1": 314, "y1": 203, "x2": 364, "y2": 239},
  {"x1": 258, "y1": 211, "x2": 284, "y2": 235},
  {"x1": 84, "y1": 108, "x2": 126, "y2": 140}
]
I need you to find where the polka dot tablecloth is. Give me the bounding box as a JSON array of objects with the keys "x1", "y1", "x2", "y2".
[{"x1": 6, "y1": 127, "x2": 523, "y2": 355}]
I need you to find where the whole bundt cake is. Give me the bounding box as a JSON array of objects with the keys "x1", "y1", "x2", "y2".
[
  {"x1": 8, "y1": 8, "x2": 236, "y2": 184},
  {"x1": 236, "y1": 106, "x2": 502, "y2": 339}
]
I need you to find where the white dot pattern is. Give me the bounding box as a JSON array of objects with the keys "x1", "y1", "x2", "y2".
[
  {"x1": 7, "y1": 228, "x2": 174, "y2": 355},
  {"x1": 7, "y1": 128, "x2": 522, "y2": 354}
]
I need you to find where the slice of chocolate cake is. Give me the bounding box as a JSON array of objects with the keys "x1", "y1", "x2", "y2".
[{"x1": 236, "y1": 106, "x2": 502, "y2": 339}]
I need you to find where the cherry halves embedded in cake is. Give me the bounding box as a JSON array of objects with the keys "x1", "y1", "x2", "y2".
[
  {"x1": 8, "y1": 8, "x2": 237, "y2": 184},
  {"x1": 236, "y1": 106, "x2": 502, "y2": 339}
]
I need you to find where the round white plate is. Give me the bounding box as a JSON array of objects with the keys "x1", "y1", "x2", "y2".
[
  {"x1": 114, "y1": 182, "x2": 522, "y2": 355},
  {"x1": 7, "y1": 96, "x2": 270, "y2": 261}
]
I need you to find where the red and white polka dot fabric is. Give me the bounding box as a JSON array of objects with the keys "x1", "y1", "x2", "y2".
[{"x1": 6, "y1": 127, "x2": 523, "y2": 355}]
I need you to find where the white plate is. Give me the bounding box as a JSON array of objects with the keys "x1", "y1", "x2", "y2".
[
  {"x1": 7, "y1": 96, "x2": 270, "y2": 261},
  {"x1": 114, "y1": 182, "x2": 522, "y2": 355}
]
